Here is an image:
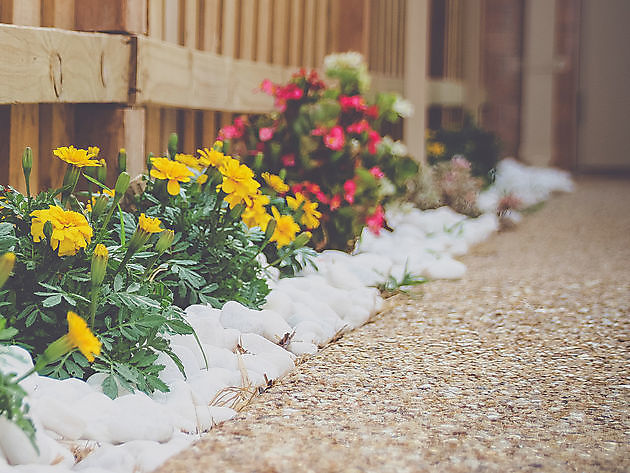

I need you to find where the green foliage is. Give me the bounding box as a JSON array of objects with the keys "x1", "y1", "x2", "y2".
[
  {"x1": 376, "y1": 266, "x2": 427, "y2": 297},
  {"x1": 427, "y1": 115, "x2": 501, "y2": 184},
  {"x1": 0, "y1": 366, "x2": 36, "y2": 449},
  {"x1": 0, "y1": 158, "x2": 192, "y2": 397}
]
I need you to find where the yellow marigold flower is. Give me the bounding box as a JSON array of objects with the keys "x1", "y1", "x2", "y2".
[
  {"x1": 88, "y1": 146, "x2": 100, "y2": 157},
  {"x1": 287, "y1": 192, "x2": 322, "y2": 229},
  {"x1": 270, "y1": 206, "x2": 300, "y2": 248},
  {"x1": 53, "y1": 146, "x2": 102, "y2": 167},
  {"x1": 30, "y1": 205, "x2": 93, "y2": 256},
  {"x1": 0, "y1": 252, "x2": 15, "y2": 289},
  {"x1": 150, "y1": 157, "x2": 194, "y2": 195},
  {"x1": 138, "y1": 213, "x2": 163, "y2": 234},
  {"x1": 262, "y1": 172, "x2": 289, "y2": 194},
  {"x1": 427, "y1": 142, "x2": 445, "y2": 157},
  {"x1": 217, "y1": 159, "x2": 260, "y2": 208},
  {"x1": 197, "y1": 174, "x2": 209, "y2": 184},
  {"x1": 241, "y1": 194, "x2": 271, "y2": 230},
  {"x1": 175, "y1": 153, "x2": 203, "y2": 171},
  {"x1": 66, "y1": 311, "x2": 101, "y2": 362},
  {"x1": 198, "y1": 147, "x2": 230, "y2": 168},
  {"x1": 86, "y1": 188, "x2": 115, "y2": 212}
]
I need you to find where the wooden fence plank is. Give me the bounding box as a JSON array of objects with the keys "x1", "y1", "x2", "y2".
[
  {"x1": 303, "y1": 0, "x2": 315, "y2": 68},
  {"x1": 41, "y1": 0, "x2": 75, "y2": 29},
  {"x1": 148, "y1": 0, "x2": 164, "y2": 38},
  {"x1": 38, "y1": 104, "x2": 72, "y2": 190},
  {"x1": 272, "y1": 0, "x2": 289, "y2": 65},
  {"x1": 183, "y1": 0, "x2": 199, "y2": 48},
  {"x1": 240, "y1": 0, "x2": 256, "y2": 60},
  {"x1": 288, "y1": 0, "x2": 304, "y2": 66},
  {"x1": 162, "y1": 0, "x2": 179, "y2": 43},
  {"x1": 7, "y1": 104, "x2": 39, "y2": 193},
  {"x1": 201, "y1": 110, "x2": 217, "y2": 147},
  {"x1": 200, "y1": 0, "x2": 220, "y2": 52},
  {"x1": 221, "y1": 0, "x2": 238, "y2": 57},
  {"x1": 0, "y1": 24, "x2": 130, "y2": 104},
  {"x1": 145, "y1": 106, "x2": 162, "y2": 155},
  {"x1": 314, "y1": 0, "x2": 328, "y2": 66},
  {"x1": 135, "y1": 36, "x2": 284, "y2": 112},
  {"x1": 256, "y1": 0, "x2": 272, "y2": 63},
  {"x1": 75, "y1": 0, "x2": 147, "y2": 34}
]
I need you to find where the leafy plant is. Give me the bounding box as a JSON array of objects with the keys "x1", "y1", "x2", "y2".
[
  {"x1": 0, "y1": 147, "x2": 193, "y2": 397},
  {"x1": 220, "y1": 53, "x2": 418, "y2": 250}
]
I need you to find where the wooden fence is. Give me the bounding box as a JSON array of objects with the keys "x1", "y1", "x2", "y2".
[{"x1": 0, "y1": 0, "x2": 414, "y2": 193}]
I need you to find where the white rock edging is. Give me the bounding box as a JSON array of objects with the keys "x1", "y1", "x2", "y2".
[{"x1": 0, "y1": 160, "x2": 573, "y2": 472}]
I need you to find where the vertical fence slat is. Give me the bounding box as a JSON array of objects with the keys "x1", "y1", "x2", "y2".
[
  {"x1": 201, "y1": 111, "x2": 217, "y2": 147},
  {"x1": 272, "y1": 0, "x2": 289, "y2": 65},
  {"x1": 183, "y1": 0, "x2": 199, "y2": 48},
  {"x1": 314, "y1": 0, "x2": 328, "y2": 65},
  {"x1": 41, "y1": 0, "x2": 74, "y2": 28},
  {"x1": 181, "y1": 0, "x2": 199, "y2": 153},
  {"x1": 148, "y1": 0, "x2": 164, "y2": 38},
  {"x1": 40, "y1": 0, "x2": 74, "y2": 191},
  {"x1": 5, "y1": 0, "x2": 40, "y2": 192},
  {"x1": 161, "y1": 108, "x2": 178, "y2": 153},
  {"x1": 221, "y1": 0, "x2": 238, "y2": 57},
  {"x1": 240, "y1": 0, "x2": 256, "y2": 60},
  {"x1": 163, "y1": 0, "x2": 180, "y2": 43},
  {"x1": 201, "y1": 0, "x2": 221, "y2": 52},
  {"x1": 398, "y1": 0, "x2": 405, "y2": 76},
  {"x1": 303, "y1": 0, "x2": 315, "y2": 68},
  {"x1": 256, "y1": 0, "x2": 272, "y2": 63},
  {"x1": 289, "y1": 0, "x2": 304, "y2": 66},
  {"x1": 145, "y1": 106, "x2": 162, "y2": 155}
]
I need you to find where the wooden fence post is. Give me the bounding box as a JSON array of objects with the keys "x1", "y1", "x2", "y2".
[
  {"x1": 404, "y1": 0, "x2": 429, "y2": 163},
  {"x1": 1, "y1": 0, "x2": 40, "y2": 193},
  {"x1": 331, "y1": 0, "x2": 370, "y2": 55}
]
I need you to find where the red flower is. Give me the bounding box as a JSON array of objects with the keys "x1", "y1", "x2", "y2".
[
  {"x1": 343, "y1": 179, "x2": 356, "y2": 204},
  {"x1": 366, "y1": 205, "x2": 385, "y2": 235},
  {"x1": 366, "y1": 105, "x2": 379, "y2": 119},
  {"x1": 282, "y1": 154, "x2": 296, "y2": 167},
  {"x1": 259, "y1": 127, "x2": 274, "y2": 142},
  {"x1": 305, "y1": 182, "x2": 321, "y2": 194},
  {"x1": 330, "y1": 194, "x2": 342, "y2": 211},
  {"x1": 324, "y1": 126, "x2": 345, "y2": 151},
  {"x1": 368, "y1": 130, "x2": 381, "y2": 154},
  {"x1": 261, "y1": 79, "x2": 275, "y2": 95},
  {"x1": 315, "y1": 191, "x2": 329, "y2": 204},
  {"x1": 346, "y1": 120, "x2": 370, "y2": 135},
  {"x1": 219, "y1": 125, "x2": 240, "y2": 140},
  {"x1": 311, "y1": 126, "x2": 326, "y2": 137},
  {"x1": 369, "y1": 166, "x2": 384, "y2": 178},
  {"x1": 291, "y1": 183, "x2": 304, "y2": 194},
  {"x1": 339, "y1": 95, "x2": 367, "y2": 112}
]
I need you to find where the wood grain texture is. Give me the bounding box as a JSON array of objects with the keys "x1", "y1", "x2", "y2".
[
  {"x1": 135, "y1": 36, "x2": 287, "y2": 112},
  {"x1": 39, "y1": 104, "x2": 74, "y2": 191},
  {"x1": 0, "y1": 24, "x2": 130, "y2": 104},
  {"x1": 256, "y1": 0, "x2": 272, "y2": 63},
  {"x1": 272, "y1": 0, "x2": 289, "y2": 65},
  {"x1": 75, "y1": 0, "x2": 147, "y2": 34},
  {"x1": 7, "y1": 104, "x2": 39, "y2": 193}
]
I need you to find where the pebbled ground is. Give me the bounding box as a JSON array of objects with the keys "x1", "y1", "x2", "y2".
[{"x1": 157, "y1": 177, "x2": 630, "y2": 473}]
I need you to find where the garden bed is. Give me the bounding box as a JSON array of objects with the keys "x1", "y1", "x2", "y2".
[{"x1": 0, "y1": 158, "x2": 573, "y2": 473}]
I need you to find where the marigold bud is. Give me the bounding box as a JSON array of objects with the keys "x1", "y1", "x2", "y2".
[
  {"x1": 168, "y1": 133, "x2": 178, "y2": 159},
  {"x1": 22, "y1": 147, "x2": 33, "y2": 181},
  {"x1": 0, "y1": 252, "x2": 15, "y2": 289},
  {"x1": 264, "y1": 219, "x2": 277, "y2": 241},
  {"x1": 90, "y1": 194, "x2": 109, "y2": 219},
  {"x1": 91, "y1": 244, "x2": 109, "y2": 287},
  {"x1": 114, "y1": 172, "x2": 130, "y2": 198},
  {"x1": 293, "y1": 231, "x2": 312, "y2": 249},
  {"x1": 97, "y1": 159, "x2": 108, "y2": 184},
  {"x1": 117, "y1": 148, "x2": 127, "y2": 173},
  {"x1": 154, "y1": 229, "x2": 175, "y2": 255}
]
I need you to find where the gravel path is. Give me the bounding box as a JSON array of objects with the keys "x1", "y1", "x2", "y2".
[{"x1": 157, "y1": 177, "x2": 630, "y2": 473}]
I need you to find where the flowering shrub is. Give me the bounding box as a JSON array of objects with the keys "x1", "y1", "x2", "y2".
[
  {"x1": 426, "y1": 117, "x2": 501, "y2": 183},
  {"x1": 0, "y1": 147, "x2": 194, "y2": 398},
  {"x1": 220, "y1": 52, "x2": 418, "y2": 250},
  {"x1": 132, "y1": 135, "x2": 315, "y2": 308}
]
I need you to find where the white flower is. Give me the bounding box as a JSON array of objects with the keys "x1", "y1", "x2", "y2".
[
  {"x1": 391, "y1": 141, "x2": 408, "y2": 157},
  {"x1": 378, "y1": 177, "x2": 396, "y2": 196},
  {"x1": 323, "y1": 52, "x2": 365, "y2": 71},
  {"x1": 393, "y1": 95, "x2": 414, "y2": 118}
]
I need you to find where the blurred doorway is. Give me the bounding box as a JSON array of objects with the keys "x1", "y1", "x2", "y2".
[{"x1": 577, "y1": 0, "x2": 630, "y2": 172}]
